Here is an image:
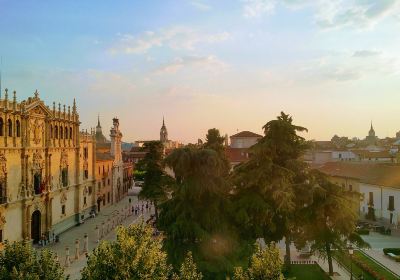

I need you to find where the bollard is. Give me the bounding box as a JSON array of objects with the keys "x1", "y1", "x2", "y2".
[
  {"x1": 101, "y1": 222, "x2": 105, "y2": 238},
  {"x1": 83, "y1": 233, "x2": 88, "y2": 253},
  {"x1": 75, "y1": 239, "x2": 80, "y2": 260},
  {"x1": 95, "y1": 225, "x2": 100, "y2": 243},
  {"x1": 107, "y1": 218, "x2": 110, "y2": 233},
  {"x1": 65, "y1": 246, "x2": 70, "y2": 267}
]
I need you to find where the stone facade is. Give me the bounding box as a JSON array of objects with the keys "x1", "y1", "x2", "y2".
[{"x1": 0, "y1": 89, "x2": 96, "y2": 247}]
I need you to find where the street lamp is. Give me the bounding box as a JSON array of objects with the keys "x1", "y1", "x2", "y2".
[{"x1": 349, "y1": 245, "x2": 354, "y2": 280}]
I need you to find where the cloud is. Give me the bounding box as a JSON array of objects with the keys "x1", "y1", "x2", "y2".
[
  {"x1": 154, "y1": 55, "x2": 228, "y2": 74},
  {"x1": 190, "y1": 1, "x2": 211, "y2": 11},
  {"x1": 315, "y1": 0, "x2": 400, "y2": 29},
  {"x1": 242, "y1": 0, "x2": 275, "y2": 18},
  {"x1": 241, "y1": 0, "x2": 400, "y2": 28},
  {"x1": 109, "y1": 27, "x2": 230, "y2": 54},
  {"x1": 352, "y1": 50, "x2": 381, "y2": 57}
]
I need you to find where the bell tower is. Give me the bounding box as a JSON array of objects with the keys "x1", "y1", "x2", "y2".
[{"x1": 160, "y1": 117, "x2": 168, "y2": 143}]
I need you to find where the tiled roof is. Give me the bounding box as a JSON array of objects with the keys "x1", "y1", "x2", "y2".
[
  {"x1": 230, "y1": 131, "x2": 262, "y2": 138},
  {"x1": 352, "y1": 150, "x2": 394, "y2": 159},
  {"x1": 317, "y1": 162, "x2": 400, "y2": 188},
  {"x1": 96, "y1": 152, "x2": 114, "y2": 161}
]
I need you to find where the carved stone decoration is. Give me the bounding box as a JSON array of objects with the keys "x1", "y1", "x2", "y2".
[
  {"x1": 0, "y1": 212, "x2": 6, "y2": 227},
  {"x1": 0, "y1": 152, "x2": 7, "y2": 181},
  {"x1": 32, "y1": 151, "x2": 44, "y2": 171},
  {"x1": 60, "y1": 192, "x2": 67, "y2": 204},
  {"x1": 30, "y1": 119, "x2": 44, "y2": 145},
  {"x1": 61, "y1": 149, "x2": 68, "y2": 168},
  {"x1": 83, "y1": 160, "x2": 88, "y2": 170}
]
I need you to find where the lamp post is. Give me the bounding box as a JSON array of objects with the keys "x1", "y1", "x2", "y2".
[{"x1": 349, "y1": 245, "x2": 354, "y2": 280}]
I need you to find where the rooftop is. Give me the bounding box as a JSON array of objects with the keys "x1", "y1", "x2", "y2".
[
  {"x1": 230, "y1": 131, "x2": 262, "y2": 138},
  {"x1": 317, "y1": 162, "x2": 400, "y2": 188}
]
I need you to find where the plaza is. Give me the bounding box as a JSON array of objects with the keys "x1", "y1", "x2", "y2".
[{"x1": 37, "y1": 195, "x2": 153, "y2": 280}]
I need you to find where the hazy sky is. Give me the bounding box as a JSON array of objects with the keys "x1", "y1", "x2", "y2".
[{"x1": 1, "y1": 0, "x2": 400, "y2": 143}]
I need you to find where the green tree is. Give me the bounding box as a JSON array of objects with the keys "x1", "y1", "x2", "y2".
[
  {"x1": 303, "y1": 170, "x2": 365, "y2": 276},
  {"x1": 158, "y1": 147, "x2": 250, "y2": 279},
  {"x1": 172, "y1": 252, "x2": 203, "y2": 280},
  {"x1": 139, "y1": 141, "x2": 173, "y2": 220},
  {"x1": 231, "y1": 112, "x2": 310, "y2": 269},
  {"x1": 0, "y1": 240, "x2": 65, "y2": 280},
  {"x1": 81, "y1": 222, "x2": 172, "y2": 280},
  {"x1": 233, "y1": 244, "x2": 283, "y2": 280},
  {"x1": 204, "y1": 128, "x2": 225, "y2": 154}
]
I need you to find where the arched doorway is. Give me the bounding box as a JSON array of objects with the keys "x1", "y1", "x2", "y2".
[{"x1": 31, "y1": 210, "x2": 41, "y2": 243}]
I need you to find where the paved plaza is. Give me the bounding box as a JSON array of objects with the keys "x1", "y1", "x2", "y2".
[{"x1": 37, "y1": 195, "x2": 154, "y2": 280}]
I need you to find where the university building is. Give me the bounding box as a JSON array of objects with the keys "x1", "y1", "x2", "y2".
[{"x1": 0, "y1": 89, "x2": 97, "y2": 246}]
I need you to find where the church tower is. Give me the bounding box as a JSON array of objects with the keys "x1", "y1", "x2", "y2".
[
  {"x1": 160, "y1": 117, "x2": 168, "y2": 143},
  {"x1": 95, "y1": 115, "x2": 107, "y2": 143},
  {"x1": 369, "y1": 122, "x2": 375, "y2": 137},
  {"x1": 110, "y1": 117, "x2": 122, "y2": 162}
]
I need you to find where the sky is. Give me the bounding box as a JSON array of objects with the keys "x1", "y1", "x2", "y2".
[{"x1": 1, "y1": 0, "x2": 400, "y2": 143}]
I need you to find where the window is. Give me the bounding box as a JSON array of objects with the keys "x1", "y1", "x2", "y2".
[
  {"x1": 7, "y1": 119, "x2": 12, "y2": 137},
  {"x1": 83, "y1": 148, "x2": 88, "y2": 159},
  {"x1": 389, "y1": 196, "x2": 395, "y2": 211},
  {"x1": 50, "y1": 125, "x2": 53, "y2": 139},
  {"x1": 0, "y1": 118, "x2": 4, "y2": 136},
  {"x1": 60, "y1": 127, "x2": 63, "y2": 139},
  {"x1": 61, "y1": 205, "x2": 66, "y2": 215},
  {"x1": 84, "y1": 169, "x2": 88, "y2": 179},
  {"x1": 0, "y1": 229, "x2": 3, "y2": 242},
  {"x1": 0, "y1": 182, "x2": 6, "y2": 204},
  {"x1": 34, "y1": 172, "x2": 42, "y2": 194},
  {"x1": 108, "y1": 179, "x2": 110, "y2": 186},
  {"x1": 16, "y1": 120, "x2": 20, "y2": 137},
  {"x1": 88, "y1": 186, "x2": 92, "y2": 195},
  {"x1": 369, "y1": 192, "x2": 374, "y2": 206},
  {"x1": 61, "y1": 168, "x2": 68, "y2": 187},
  {"x1": 84, "y1": 196, "x2": 87, "y2": 205},
  {"x1": 55, "y1": 126, "x2": 58, "y2": 139},
  {"x1": 349, "y1": 184, "x2": 353, "y2": 191},
  {"x1": 107, "y1": 192, "x2": 110, "y2": 203},
  {"x1": 70, "y1": 127, "x2": 72, "y2": 139}
]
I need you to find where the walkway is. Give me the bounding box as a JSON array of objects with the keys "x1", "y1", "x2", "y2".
[{"x1": 37, "y1": 195, "x2": 154, "y2": 280}]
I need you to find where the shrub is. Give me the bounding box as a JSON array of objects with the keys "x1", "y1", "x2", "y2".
[
  {"x1": 356, "y1": 228, "x2": 370, "y2": 235},
  {"x1": 383, "y1": 248, "x2": 400, "y2": 256}
]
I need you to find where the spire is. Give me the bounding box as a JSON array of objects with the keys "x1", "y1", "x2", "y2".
[
  {"x1": 370, "y1": 121, "x2": 373, "y2": 130},
  {"x1": 97, "y1": 114, "x2": 101, "y2": 127},
  {"x1": 162, "y1": 116, "x2": 165, "y2": 127}
]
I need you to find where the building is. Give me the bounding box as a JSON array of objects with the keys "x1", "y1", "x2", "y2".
[
  {"x1": 0, "y1": 89, "x2": 96, "y2": 246},
  {"x1": 225, "y1": 131, "x2": 262, "y2": 168},
  {"x1": 318, "y1": 162, "x2": 400, "y2": 226},
  {"x1": 366, "y1": 122, "x2": 378, "y2": 145},
  {"x1": 94, "y1": 117, "x2": 126, "y2": 211}
]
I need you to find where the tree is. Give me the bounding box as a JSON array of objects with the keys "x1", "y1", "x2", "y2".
[
  {"x1": 0, "y1": 240, "x2": 65, "y2": 280},
  {"x1": 139, "y1": 141, "x2": 173, "y2": 220},
  {"x1": 81, "y1": 222, "x2": 172, "y2": 280},
  {"x1": 231, "y1": 112, "x2": 310, "y2": 269},
  {"x1": 204, "y1": 128, "x2": 226, "y2": 154},
  {"x1": 172, "y1": 252, "x2": 203, "y2": 280},
  {"x1": 158, "y1": 147, "x2": 250, "y2": 279},
  {"x1": 233, "y1": 244, "x2": 283, "y2": 280},
  {"x1": 302, "y1": 170, "x2": 366, "y2": 276}
]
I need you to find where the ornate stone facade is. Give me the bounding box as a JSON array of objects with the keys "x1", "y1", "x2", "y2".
[{"x1": 0, "y1": 89, "x2": 96, "y2": 246}]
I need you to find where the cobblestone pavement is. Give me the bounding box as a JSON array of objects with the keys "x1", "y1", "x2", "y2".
[{"x1": 36, "y1": 195, "x2": 154, "y2": 280}]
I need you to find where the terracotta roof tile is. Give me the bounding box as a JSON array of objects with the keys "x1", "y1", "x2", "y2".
[
  {"x1": 317, "y1": 162, "x2": 400, "y2": 188},
  {"x1": 230, "y1": 131, "x2": 262, "y2": 138}
]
